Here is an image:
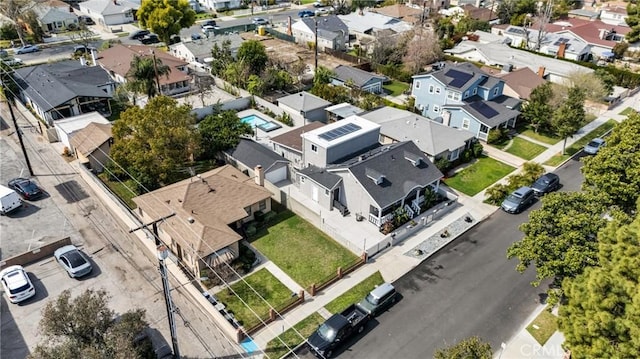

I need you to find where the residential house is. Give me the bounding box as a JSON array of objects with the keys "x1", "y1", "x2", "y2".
[
  {"x1": 14, "y1": 60, "x2": 115, "y2": 123},
  {"x1": 201, "y1": 0, "x2": 241, "y2": 11},
  {"x1": 33, "y1": 0, "x2": 78, "y2": 33},
  {"x1": 169, "y1": 33, "x2": 244, "y2": 71},
  {"x1": 372, "y1": 4, "x2": 425, "y2": 25},
  {"x1": 270, "y1": 122, "x2": 326, "y2": 169},
  {"x1": 411, "y1": 62, "x2": 521, "y2": 141},
  {"x1": 331, "y1": 65, "x2": 387, "y2": 94},
  {"x1": 69, "y1": 121, "x2": 113, "y2": 173},
  {"x1": 79, "y1": 0, "x2": 138, "y2": 26},
  {"x1": 277, "y1": 91, "x2": 333, "y2": 124},
  {"x1": 550, "y1": 19, "x2": 629, "y2": 58},
  {"x1": 568, "y1": 8, "x2": 600, "y2": 21},
  {"x1": 291, "y1": 16, "x2": 348, "y2": 51},
  {"x1": 53, "y1": 111, "x2": 110, "y2": 149},
  {"x1": 98, "y1": 44, "x2": 192, "y2": 96},
  {"x1": 224, "y1": 138, "x2": 290, "y2": 185},
  {"x1": 325, "y1": 103, "x2": 365, "y2": 123},
  {"x1": 132, "y1": 165, "x2": 272, "y2": 277},
  {"x1": 600, "y1": 5, "x2": 628, "y2": 26},
  {"x1": 297, "y1": 116, "x2": 444, "y2": 227},
  {"x1": 359, "y1": 106, "x2": 476, "y2": 162},
  {"x1": 444, "y1": 38, "x2": 594, "y2": 84},
  {"x1": 338, "y1": 10, "x2": 413, "y2": 43},
  {"x1": 408, "y1": 0, "x2": 450, "y2": 12},
  {"x1": 493, "y1": 67, "x2": 546, "y2": 100},
  {"x1": 461, "y1": 4, "x2": 499, "y2": 23},
  {"x1": 498, "y1": 25, "x2": 592, "y2": 62}
]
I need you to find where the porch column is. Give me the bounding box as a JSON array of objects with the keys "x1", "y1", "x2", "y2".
[{"x1": 434, "y1": 180, "x2": 440, "y2": 193}]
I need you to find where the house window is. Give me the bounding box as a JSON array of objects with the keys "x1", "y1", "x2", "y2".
[
  {"x1": 415, "y1": 81, "x2": 420, "y2": 89},
  {"x1": 325, "y1": 189, "x2": 329, "y2": 196},
  {"x1": 369, "y1": 205, "x2": 379, "y2": 216},
  {"x1": 435, "y1": 87, "x2": 441, "y2": 94},
  {"x1": 447, "y1": 91, "x2": 460, "y2": 101},
  {"x1": 245, "y1": 206, "x2": 252, "y2": 216},
  {"x1": 493, "y1": 88, "x2": 498, "y2": 96},
  {"x1": 301, "y1": 176, "x2": 305, "y2": 183},
  {"x1": 464, "y1": 91, "x2": 469, "y2": 98},
  {"x1": 428, "y1": 85, "x2": 434, "y2": 93},
  {"x1": 311, "y1": 144, "x2": 318, "y2": 152},
  {"x1": 480, "y1": 124, "x2": 489, "y2": 133},
  {"x1": 433, "y1": 105, "x2": 440, "y2": 113},
  {"x1": 449, "y1": 148, "x2": 461, "y2": 161},
  {"x1": 259, "y1": 200, "x2": 266, "y2": 211},
  {"x1": 473, "y1": 88, "x2": 477, "y2": 95},
  {"x1": 462, "y1": 118, "x2": 470, "y2": 129}
]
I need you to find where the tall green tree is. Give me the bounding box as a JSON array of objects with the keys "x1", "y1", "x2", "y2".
[
  {"x1": 626, "y1": 2, "x2": 640, "y2": 42},
  {"x1": 582, "y1": 112, "x2": 640, "y2": 214},
  {"x1": 126, "y1": 55, "x2": 171, "y2": 100},
  {"x1": 210, "y1": 39, "x2": 234, "y2": 77},
  {"x1": 198, "y1": 109, "x2": 252, "y2": 159},
  {"x1": 0, "y1": 0, "x2": 36, "y2": 45},
  {"x1": 137, "y1": 0, "x2": 196, "y2": 45},
  {"x1": 433, "y1": 336, "x2": 492, "y2": 359},
  {"x1": 507, "y1": 191, "x2": 606, "y2": 287},
  {"x1": 29, "y1": 289, "x2": 151, "y2": 359},
  {"x1": 237, "y1": 40, "x2": 268, "y2": 75},
  {"x1": 551, "y1": 86, "x2": 585, "y2": 154},
  {"x1": 110, "y1": 96, "x2": 200, "y2": 190},
  {"x1": 520, "y1": 82, "x2": 554, "y2": 133},
  {"x1": 558, "y1": 209, "x2": 640, "y2": 359}
]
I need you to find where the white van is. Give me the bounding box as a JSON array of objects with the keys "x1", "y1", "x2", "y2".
[{"x1": 0, "y1": 184, "x2": 22, "y2": 215}]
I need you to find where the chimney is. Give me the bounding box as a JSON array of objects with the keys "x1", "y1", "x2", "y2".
[
  {"x1": 557, "y1": 42, "x2": 566, "y2": 59},
  {"x1": 287, "y1": 16, "x2": 292, "y2": 36},
  {"x1": 254, "y1": 165, "x2": 264, "y2": 186},
  {"x1": 90, "y1": 48, "x2": 98, "y2": 66},
  {"x1": 537, "y1": 66, "x2": 546, "y2": 78}
]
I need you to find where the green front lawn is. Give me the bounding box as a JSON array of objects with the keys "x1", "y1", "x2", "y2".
[
  {"x1": 252, "y1": 211, "x2": 358, "y2": 289},
  {"x1": 444, "y1": 156, "x2": 515, "y2": 196},
  {"x1": 383, "y1": 80, "x2": 410, "y2": 97},
  {"x1": 265, "y1": 313, "x2": 325, "y2": 359},
  {"x1": 544, "y1": 119, "x2": 617, "y2": 166},
  {"x1": 325, "y1": 271, "x2": 384, "y2": 314},
  {"x1": 526, "y1": 307, "x2": 558, "y2": 345},
  {"x1": 619, "y1": 107, "x2": 636, "y2": 116},
  {"x1": 216, "y1": 268, "x2": 294, "y2": 329},
  {"x1": 505, "y1": 137, "x2": 547, "y2": 160},
  {"x1": 97, "y1": 173, "x2": 138, "y2": 209},
  {"x1": 519, "y1": 128, "x2": 561, "y2": 145}
]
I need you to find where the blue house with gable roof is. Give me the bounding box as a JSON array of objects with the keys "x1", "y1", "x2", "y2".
[{"x1": 411, "y1": 62, "x2": 521, "y2": 141}]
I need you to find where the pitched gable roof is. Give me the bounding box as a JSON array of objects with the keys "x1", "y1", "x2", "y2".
[
  {"x1": 372, "y1": 4, "x2": 422, "y2": 20},
  {"x1": 14, "y1": 61, "x2": 113, "y2": 111},
  {"x1": 421, "y1": 62, "x2": 488, "y2": 91},
  {"x1": 270, "y1": 121, "x2": 325, "y2": 153},
  {"x1": 332, "y1": 65, "x2": 387, "y2": 88},
  {"x1": 278, "y1": 91, "x2": 332, "y2": 112},
  {"x1": 447, "y1": 95, "x2": 521, "y2": 128},
  {"x1": 69, "y1": 122, "x2": 112, "y2": 156},
  {"x1": 331, "y1": 141, "x2": 443, "y2": 208},
  {"x1": 80, "y1": 0, "x2": 139, "y2": 15},
  {"x1": 132, "y1": 165, "x2": 272, "y2": 256},
  {"x1": 496, "y1": 67, "x2": 546, "y2": 100},
  {"x1": 298, "y1": 15, "x2": 348, "y2": 34},
  {"x1": 298, "y1": 165, "x2": 342, "y2": 189},
  {"x1": 98, "y1": 44, "x2": 191, "y2": 85},
  {"x1": 224, "y1": 138, "x2": 289, "y2": 173}
]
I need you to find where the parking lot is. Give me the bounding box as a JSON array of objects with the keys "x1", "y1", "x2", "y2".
[{"x1": 1, "y1": 111, "x2": 242, "y2": 358}]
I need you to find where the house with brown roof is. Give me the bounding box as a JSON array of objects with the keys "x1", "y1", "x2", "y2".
[
  {"x1": 372, "y1": 4, "x2": 424, "y2": 25},
  {"x1": 494, "y1": 67, "x2": 546, "y2": 100},
  {"x1": 462, "y1": 4, "x2": 499, "y2": 23},
  {"x1": 270, "y1": 122, "x2": 325, "y2": 169},
  {"x1": 132, "y1": 165, "x2": 272, "y2": 277},
  {"x1": 70, "y1": 122, "x2": 113, "y2": 173},
  {"x1": 98, "y1": 44, "x2": 192, "y2": 97}
]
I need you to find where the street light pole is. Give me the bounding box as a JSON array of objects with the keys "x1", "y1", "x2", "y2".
[{"x1": 314, "y1": 17, "x2": 318, "y2": 73}]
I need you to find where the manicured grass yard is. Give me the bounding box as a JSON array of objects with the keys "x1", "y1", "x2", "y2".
[
  {"x1": 265, "y1": 313, "x2": 325, "y2": 359},
  {"x1": 216, "y1": 268, "x2": 294, "y2": 329},
  {"x1": 526, "y1": 307, "x2": 558, "y2": 345},
  {"x1": 383, "y1": 80, "x2": 410, "y2": 97},
  {"x1": 619, "y1": 107, "x2": 636, "y2": 116},
  {"x1": 505, "y1": 137, "x2": 547, "y2": 160},
  {"x1": 97, "y1": 173, "x2": 138, "y2": 209},
  {"x1": 444, "y1": 156, "x2": 515, "y2": 196},
  {"x1": 252, "y1": 211, "x2": 359, "y2": 289},
  {"x1": 325, "y1": 271, "x2": 384, "y2": 314},
  {"x1": 544, "y1": 119, "x2": 617, "y2": 167},
  {"x1": 519, "y1": 128, "x2": 561, "y2": 145}
]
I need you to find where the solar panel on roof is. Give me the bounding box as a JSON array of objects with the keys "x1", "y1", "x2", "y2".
[
  {"x1": 469, "y1": 102, "x2": 499, "y2": 118},
  {"x1": 318, "y1": 123, "x2": 362, "y2": 141},
  {"x1": 445, "y1": 69, "x2": 474, "y2": 88}
]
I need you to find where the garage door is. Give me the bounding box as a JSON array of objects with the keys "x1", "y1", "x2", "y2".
[{"x1": 265, "y1": 166, "x2": 287, "y2": 183}]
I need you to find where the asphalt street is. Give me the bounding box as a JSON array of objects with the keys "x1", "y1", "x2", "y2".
[{"x1": 330, "y1": 157, "x2": 586, "y2": 358}]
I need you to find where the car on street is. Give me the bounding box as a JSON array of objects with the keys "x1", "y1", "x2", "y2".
[
  {"x1": 2, "y1": 57, "x2": 22, "y2": 66},
  {"x1": 201, "y1": 25, "x2": 219, "y2": 33},
  {"x1": 501, "y1": 186, "x2": 535, "y2": 214},
  {"x1": 313, "y1": 1, "x2": 325, "y2": 7},
  {"x1": 583, "y1": 137, "x2": 605, "y2": 155},
  {"x1": 15, "y1": 45, "x2": 39, "y2": 54},
  {"x1": 200, "y1": 19, "x2": 217, "y2": 28},
  {"x1": 54, "y1": 245, "x2": 93, "y2": 278},
  {"x1": 78, "y1": 15, "x2": 95, "y2": 25},
  {"x1": 252, "y1": 17, "x2": 268, "y2": 25},
  {"x1": 298, "y1": 10, "x2": 315, "y2": 17},
  {"x1": 531, "y1": 173, "x2": 560, "y2": 196},
  {"x1": 73, "y1": 45, "x2": 96, "y2": 54},
  {"x1": 315, "y1": 7, "x2": 332, "y2": 15},
  {"x1": 191, "y1": 33, "x2": 202, "y2": 40},
  {"x1": 129, "y1": 29, "x2": 150, "y2": 40},
  {"x1": 1, "y1": 265, "x2": 36, "y2": 304},
  {"x1": 8, "y1": 177, "x2": 43, "y2": 200},
  {"x1": 357, "y1": 282, "x2": 397, "y2": 316},
  {"x1": 140, "y1": 34, "x2": 160, "y2": 44}
]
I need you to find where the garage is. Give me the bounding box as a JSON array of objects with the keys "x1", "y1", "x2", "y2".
[{"x1": 265, "y1": 163, "x2": 288, "y2": 184}]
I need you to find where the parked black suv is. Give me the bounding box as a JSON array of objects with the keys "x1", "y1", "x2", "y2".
[
  {"x1": 501, "y1": 186, "x2": 535, "y2": 214},
  {"x1": 200, "y1": 19, "x2": 217, "y2": 28},
  {"x1": 129, "y1": 29, "x2": 150, "y2": 40},
  {"x1": 140, "y1": 34, "x2": 160, "y2": 44}
]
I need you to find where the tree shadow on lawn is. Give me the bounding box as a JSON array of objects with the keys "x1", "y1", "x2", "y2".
[{"x1": 248, "y1": 209, "x2": 296, "y2": 243}]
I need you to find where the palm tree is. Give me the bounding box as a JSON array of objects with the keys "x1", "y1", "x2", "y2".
[{"x1": 126, "y1": 55, "x2": 171, "y2": 100}]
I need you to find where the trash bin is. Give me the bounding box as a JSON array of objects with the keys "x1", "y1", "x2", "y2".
[{"x1": 258, "y1": 25, "x2": 266, "y2": 36}]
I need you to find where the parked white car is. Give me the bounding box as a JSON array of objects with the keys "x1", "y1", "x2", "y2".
[
  {"x1": 54, "y1": 245, "x2": 93, "y2": 278},
  {"x1": 1, "y1": 265, "x2": 36, "y2": 304}
]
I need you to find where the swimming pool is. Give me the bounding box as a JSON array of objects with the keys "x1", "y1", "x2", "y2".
[{"x1": 241, "y1": 114, "x2": 281, "y2": 132}]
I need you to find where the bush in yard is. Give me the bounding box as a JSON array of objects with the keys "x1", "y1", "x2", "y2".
[
  {"x1": 246, "y1": 224, "x2": 257, "y2": 237},
  {"x1": 471, "y1": 141, "x2": 484, "y2": 157},
  {"x1": 487, "y1": 127, "x2": 508, "y2": 144},
  {"x1": 484, "y1": 162, "x2": 544, "y2": 205},
  {"x1": 435, "y1": 157, "x2": 451, "y2": 172},
  {"x1": 381, "y1": 220, "x2": 395, "y2": 234}
]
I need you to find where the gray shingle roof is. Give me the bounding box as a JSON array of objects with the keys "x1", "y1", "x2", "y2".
[
  {"x1": 180, "y1": 33, "x2": 244, "y2": 62},
  {"x1": 332, "y1": 65, "x2": 387, "y2": 88},
  {"x1": 332, "y1": 141, "x2": 443, "y2": 209},
  {"x1": 278, "y1": 91, "x2": 332, "y2": 112},
  {"x1": 224, "y1": 138, "x2": 289, "y2": 173},
  {"x1": 299, "y1": 165, "x2": 342, "y2": 189},
  {"x1": 14, "y1": 61, "x2": 113, "y2": 112},
  {"x1": 300, "y1": 15, "x2": 348, "y2": 35}
]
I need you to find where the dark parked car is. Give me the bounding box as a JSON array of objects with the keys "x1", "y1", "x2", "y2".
[
  {"x1": 531, "y1": 173, "x2": 560, "y2": 196},
  {"x1": 73, "y1": 45, "x2": 96, "y2": 54},
  {"x1": 200, "y1": 19, "x2": 217, "y2": 28},
  {"x1": 298, "y1": 10, "x2": 315, "y2": 17},
  {"x1": 140, "y1": 34, "x2": 160, "y2": 44},
  {"x1": 501, "y1": 186, "x2": 535, "y2": 214},
  {"x1": 191, "y1": 33, "x2": 202, "y2": 40},
  {"x1": 357, "y1": 282, "x2": 397, "y2": 316},
  {"x1": 129, "y1": 29, "x2": 150, "y2": 40},
  {"x1": 78, "y1": 15, "x2": 95, "y2": 25},
  {"x1": 7, "y1": 178, "x2": 43, "y2": 200}
]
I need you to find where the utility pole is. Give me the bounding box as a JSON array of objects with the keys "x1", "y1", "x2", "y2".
[
  {"x1": 3, "y1": 85, "x2": 34, "y2": 176},
  {"x1": 314, "y1": 17, "x2": 318, "y2": 73},
  {"x1": 150, "y1": 49, "x2": 162, "y2": 96}
]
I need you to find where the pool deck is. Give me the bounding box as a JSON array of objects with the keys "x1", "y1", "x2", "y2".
[{"x1": 237, "y1": 109, "x2": 301, "y2": 143}]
